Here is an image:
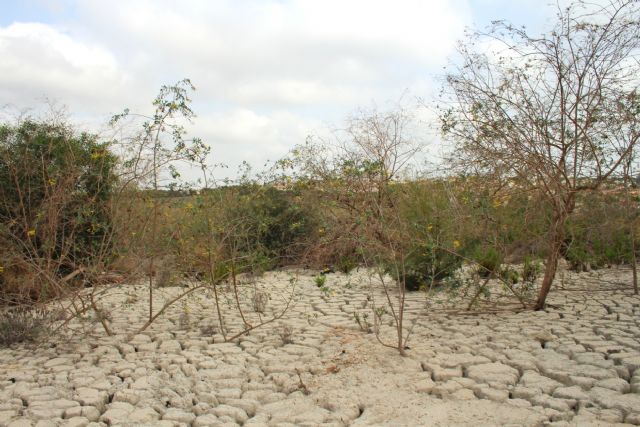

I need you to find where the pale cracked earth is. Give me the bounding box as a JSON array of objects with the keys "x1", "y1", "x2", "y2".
[{"x1": 1, "y1": 266, "x2": 640, "y2": 427}]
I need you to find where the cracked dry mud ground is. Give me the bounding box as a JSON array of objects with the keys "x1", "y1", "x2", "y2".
[{"x1": 1, "y1": 267, "x2": 639, "y2": 427}]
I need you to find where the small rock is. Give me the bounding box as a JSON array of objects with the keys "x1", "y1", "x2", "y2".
[
  {"x1": 590, "y1": 386, "x2": 640, "y2": 414},
  {"x1": 450, "y1": 388, "x2": 476, "y2": 400},
  {"x1": 193, "y1": 414, "x2": 220, "y2": 427},
  {"x1": 552, "y1": 386, "x2": 590, "y2": 401},
  {"x1": 467, "y1": 363, "x2": 519, "y2": 386},
  {"x1": 474, "y1": 385, "x2": 509, "y2": 402},
  {"x1": 158, "y1": 340, "x2": 182, "y2": 354},
  {"x1": 595, "y1": 377, "x2": 631, "y2": 393},
  {"x1": 62, "y1": 417, "x2": 90, "y2": 427},
  {"x1": 99, "y1": 403, "x2": 134, "y2": 425},
  {"x1": 519, "y1": 371, "x2": 563, "y2": 394},
  {"x1": 161, "y1": 408, "x2": 196, "y2": 424},
  {"x1": 0, "y1": 410, "x2": 18, "y2": 424},
  {"x1": 128, "y1": 407, "x2": 160, "y2": 423},
  {"x1": 625, "y1": 412, "x2": 640, "y2": 426},
  {"x1": 413, "y1": 377, "x2": 436, "y2": 393},
  {"x1": 7, "y1": 420, "x2": 34, "y2": 427},
  {"x1": 211, "y1": 404, "x2": 249, "y2": 424},
  {"x1": 74, "y1": 388, "x2": 107, "y2": 411}
]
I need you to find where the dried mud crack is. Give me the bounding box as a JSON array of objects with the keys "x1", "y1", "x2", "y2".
[{"x1": 1, "y1": 267, "x2": 639, "y2": 426}]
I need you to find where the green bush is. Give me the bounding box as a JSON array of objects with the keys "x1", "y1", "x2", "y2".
[
  {"x1": 401, "y1": 241, "x2": 463, "y2": 291},
  {"x1": 224, "y1": 184, "x2": 313, "y2": 268},
  {"x1": 335, "y1": 255, "x2": 358, "y2": 274},
  {"x1": 474, "y1": 246, "x2": 503, "y2": 278},
  {"x1": 500, "y1": 267, "x2": 520, "y2": 284},
  {"x1": 314, "y1": 274, "x2": 326, "y2": 288},
  {"x1": 522, "y1": 256, "x2": 542, "y2": 283},
  {"x1": 564, "y1": 192, "x2": 635, "y2": 271},
  {"x1": 0, "y1": 119, "x2": 117, "y2": 300}
]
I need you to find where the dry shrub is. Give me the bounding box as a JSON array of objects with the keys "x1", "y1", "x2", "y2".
[{"x1": 0, "y1": 306, "x2": 52, "y2": 347}]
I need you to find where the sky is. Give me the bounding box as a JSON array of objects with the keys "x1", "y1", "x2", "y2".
[{"x1": 0, "y1": 0, "x2": 560, "y2": 180}]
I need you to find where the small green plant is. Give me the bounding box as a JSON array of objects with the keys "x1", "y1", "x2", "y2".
[
  {"x1": 319, "y1": 285, "x2": 331, "y2": 298},
  {"x1": 374, "y1": 306, "x2": 387, "y2": 327},
  {"x1": 336, "y1": 256, "x2": 357, "y2": 274},
  {"x1": 500, "y1": 267, "x2": 520, "y2": 284},
  {"x1": 314, "y1": 275, "x2": 326, "y2": 288},
  {"x1": 353, "y1": 311, "x2": 372, "y2": 333},
  {"x1": 522, "y1": 256, "x2": 542, "y2": 283},
  {"x1": 400, "y1": 241, "x2": 463, "y2": 291},
  {"x1": 441, "y1": 274, "x2": 465, "y2": 295}
]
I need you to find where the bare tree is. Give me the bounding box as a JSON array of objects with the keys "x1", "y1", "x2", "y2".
[
  {"x1": 440, "y1": 0, "x2": 640, "y2": 309},
  {"x1": 291, "y1": 106, "x2": 421, "y2": 355}
]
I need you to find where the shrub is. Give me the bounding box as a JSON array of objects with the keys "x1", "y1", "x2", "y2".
[
  {"x1": 500, "y1": 267, "x2": 520, "y2": 284},
  {"x1": 401, "y1": 241, "x2": 463, "y2": 291},
  {"x1": 314, "y1": 275, "x2": 326, "y2": 288},
  {"x1": 0, "y1": 306, "x2": 51, "y2": 347},
  {"x1": 522, "y1": 256, "x2": 542, "y2": 283},
  {"x1": 335, "y1": 255, "x2": 358, "y2": 274},
  {"x1": 252, "y1": 289, "x2": 269, "y2": 313},
  {"x1": 278, "y1": 324, "x2": 294, "y2": 344},
  {"x1": 474, "y1": 246, "x2": 503, "y2": 278},
  {"x1": 563, "y1": 191, "x2": 637, "y2": 271},
  {"x1": 0, "y1": 119, "x2": 117, "y2": 302},
  {"x1": 231, "y1": 185, "x2": 312, "y2": 264}
]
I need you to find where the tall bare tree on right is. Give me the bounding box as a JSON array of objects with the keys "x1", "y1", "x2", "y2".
[{"x1": 440, "y1": 0, "x2": 640, "y2": 309}]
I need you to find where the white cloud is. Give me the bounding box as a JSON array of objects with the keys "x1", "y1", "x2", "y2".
[
  {"x1": 0, "y1": 22, "x2": 134, "y2": 114},
  {"x1": 0, "y1": 0, "x2": 472, "y2": 176},
  {"x1": 191, "y1": 109, "x2": 324, "y2": 172}
]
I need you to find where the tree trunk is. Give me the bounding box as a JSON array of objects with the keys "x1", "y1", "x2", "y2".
[{"x1": 535, "y1": 216, "x2": 566, "y2": 310}]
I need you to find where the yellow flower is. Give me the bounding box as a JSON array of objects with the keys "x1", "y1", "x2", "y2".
[
  {"x1": 0, "y1": 266, "x2": 4, "y2": 273},
  {"x1": 27, "y1": 229, "x2": 36, "y2": 237},
  {"x1": 48, "y1": 178, "x2": 56, "y2": 186},
  {"x1": 427, "y1": 224, "x2": 433, "y2": 232},
  {"x1": 453, "y1": 240, "x2": 461, "y2": 249},
  {"x1": 493, "y1": 198, "x2": 502, "y2": 208}
]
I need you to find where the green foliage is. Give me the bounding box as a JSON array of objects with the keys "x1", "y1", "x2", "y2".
[
  {"x1": 564, "y1": 192, "x2": 637, "y2": 271},
  {"x1": 244, "y1": 186, "x2": 311, "y2": 260},
  {"x1": 522, "y1": 256, "x2": 542, "y2": 283},
  {"x1": 395, "y1": 180, "x2": 464, "y2": 291},
  {"x1": 335, "y1": 255, "x2": 357, "y2": 274},
  {"x1": 314, "y1": 274, "x2": 326, "y2": 288},
  {"x1": 473, "y1": 246, "x2": 503, "y2": 278},
  {"x1": 353, "y1": 311, "x2": 372, "y2": 333},
  {"x1": 500, "y1": 267, "x2": 520, "y2": 285},
  {"x1": 0, "y1": 119, "x2": 117, "y2": 293},
  {"x1": 402, "y1": 241, "x2": 463, "y2": 291},
  {"x1": 214, "y1": 184, "x2": 314, "y2": 272}
]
